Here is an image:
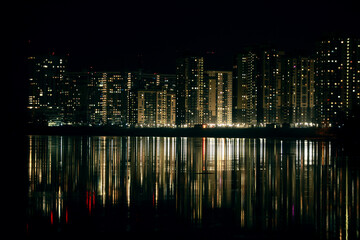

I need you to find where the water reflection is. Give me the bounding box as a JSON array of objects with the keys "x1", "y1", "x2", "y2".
[{"x1": 27, "y1": 136, "x2": 360, "y2": 239}]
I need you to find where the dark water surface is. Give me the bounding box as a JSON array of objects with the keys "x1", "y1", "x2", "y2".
[{"x1": 25, "y1": 136, "x2": 360, "y2": 239}]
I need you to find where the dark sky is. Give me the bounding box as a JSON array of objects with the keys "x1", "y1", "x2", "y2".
[{"x1": 12, "y1": 0, "x2": 359, "y2": 73}]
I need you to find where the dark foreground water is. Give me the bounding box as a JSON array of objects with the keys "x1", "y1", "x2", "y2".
[{"x1": 25, "y1": 136, "x2": 360, "y2": 239}]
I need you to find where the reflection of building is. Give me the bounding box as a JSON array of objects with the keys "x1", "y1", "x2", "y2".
[
  {"x1": 27, "y1": 136, "x2": 360, "y2": 237},
  {"x1": 204, "y1": 71, "x2": 233, "y2": 125}
]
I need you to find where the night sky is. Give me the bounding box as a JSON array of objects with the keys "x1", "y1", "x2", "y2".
[
  {"x1": 12, "y1": 0, "x2": 359, "y2": 71},
  {"x1": 8, "y1": 0, "x2": 359, "y2": 128}
]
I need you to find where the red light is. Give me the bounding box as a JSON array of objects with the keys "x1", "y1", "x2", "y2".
[
  {"x1": 50, "y1": 211, "x2": 54, "y2": 224},
  {"x1": 89, "y1": 195, "x2": 92, "y2": 214},
  {"x1": 52, "y1": 52, "x2": 55, "y2": 56}
]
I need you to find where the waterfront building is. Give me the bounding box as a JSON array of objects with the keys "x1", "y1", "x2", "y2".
[
  {"x1": 260, "y1": 49, "x2": 285, "y2": 126},
  {"x1": 176, "y1": 56, "x2": 205, "y2": 127},
  {"x1": 233, "y1": 51, "x2": 259, "y2": 127},
  {"x1": 100, "y1": 72, "x2": 129, "y2": 126},
  {"x1": 27, "y1": 54, "x2": 67, "y2": 126},
  {"x1": 204, "y1": 70, "x2": 232, "y2": 126},
  {"x1": 315, "y1": 36, "x2": 360, "y2": 127},
  {"x1": 62, "y1": 72, "x2": 90, "y2": 125},
  {"x1": 290, "y1": 57, "x2": 316, "y2": 126},
  {"x1": 138, "y1": 89, "x2": 176, "y2": 127}
]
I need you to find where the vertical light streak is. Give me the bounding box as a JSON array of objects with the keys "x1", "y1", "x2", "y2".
[
  {"x1": 345, "y1": 158, "x2": 349, "y2": 240},
  {"x1": 202, "y1": 137, "x2": 206, "y2": 171}
]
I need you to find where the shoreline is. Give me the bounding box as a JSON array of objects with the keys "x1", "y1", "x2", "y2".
[{"x1": 24, "y1": 126, "x2": 338, "y2": 139}]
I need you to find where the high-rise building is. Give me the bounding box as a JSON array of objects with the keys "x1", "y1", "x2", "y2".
[
  {"x1": 233, "y1": 49, "x2": 285, "y2": 127},
  {"x1": 27, "y1": 54, "x2": 67, "y2": 126},
  {"x1": 62, "y1": 71, "x2": 129, "y2": 127},
  {"x1": 233, "y1": 49, "x2": 316, "y2": 128},
  {"x1": 176, "y1": 56, "x2": 205, "y2": 127},
  {"x1": 261, "y1": 49, "x2": 285, "y2": 126},
  {"x1": 62, "y1": 72, "x2": 90, "y2": 125},
  {"x1": 290, "y1": 58, "x2": 316, "y2": 126},
  {"x1": 86, "y1": 71, "x2": 102, "y2": 125},
  {"x1": 165, "y1": 93, "x2": 176, "y2": 127},
  {"x1": 138, "y1": 90, "x2": 157, "y2": 127},
  {"x1": 140, "y1": 73, "x2": 176, "y2": 91},
  {"x1": 315, "y1": 37, "x2": 360, "y2": 127},
  {"x1": 127, "y1": 70, "x2": 176, "y2": 126},
  {"x1": 233, "y1": 52, "x2": 259, "y2": 127},
  {"x1": 138, "y1": 89, "x2": 176, "y2": 127},
  {"x1": 101, "y1": 72, "x2": 129, "y2": 126},
  {"x1": 127, "y1": 72, "x2": 139, "y2": 126},
  {"x1": 204, "y1": 71, "x2": 232, "y2": 125}
]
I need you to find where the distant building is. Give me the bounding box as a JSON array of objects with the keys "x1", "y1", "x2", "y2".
[
  {"x1": 138, "y1": 89, "x2": 176, "y2": 127},
  {"x1": 233, "y1": 49, "x2": 285, "y2": 127},
  {"x1": 140, "y1": 72, "x2": 176, "y2": 91},
  {"x1": 315, "y1": 36, "x2": 360, "y2": 127},
  {"x1": 138, "y1": 90, "x2": 157, "y2": 127},
  {"x1": 62, "y1": 72, "x2": 90, "y2": 125},
  {"x1": 62, "y1": 71, "x2": 129, "y2": 126},
  {"x1": 129, "y1": 71, "x2": 176, "y2": 127},
  {"x1": 204, "y1": 71, "x2": 232, "y2": 125},
  {"x1": 290, "y1": 58, "x2": 316, "y2": 126},
  {"x1": 260, "y1": 49, "x2": 285, "y2": 126},
  {"x1": 100, "y1": 72, "x2": 128, "y2": 126},
  {"x1": 27, "y1": 54, "x2": 67, "y2": 126},
  {"x1": 233, "y1": 49, "x2": 316, "y2": 127},
  {"x1": 233, "y1": 52, "x2": 259, "y2": 127},
  {"x1": 126, "y1": 72, "x2": 140, "y2": 127},
  {"x1": 176, "y1": 56, "x2": 205, "y2": 127}
]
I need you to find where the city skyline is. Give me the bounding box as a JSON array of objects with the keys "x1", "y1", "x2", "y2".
[
  {"x1": 9, "y1": 0, "x2": 360, "y2": 131},
  {"x1": 25, "y1": 35, "x2": 360, "y2": 128}
]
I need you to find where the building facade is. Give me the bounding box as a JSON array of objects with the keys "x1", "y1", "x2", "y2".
[
  {"x1": 62, "y1": 72, "x2": 90, "y2": 125},
  {"x1": 291, "y1": 58, "x2": 316, "y2": 126},
  {"x1": 176, "y1": 56, "x2": 205, "y2": 127},
  {"x1": 204, "y1": 71, "x2": 232, "y2": 126},
  {"x1": 233, "y1": 52, "x2": 259, "y2": 127},
  {"x1": 138, "y1": 89, "x2": 176, "y2": 127},
  {"x1": 27, "y1": 54, "x2": 67, "y2": 126},
  {"x1": 233, "y1": 49, "x2": 317, "y2": 127},
  {"x1": 315, "y1": 37, "x2": 360, "y2": 127}
]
